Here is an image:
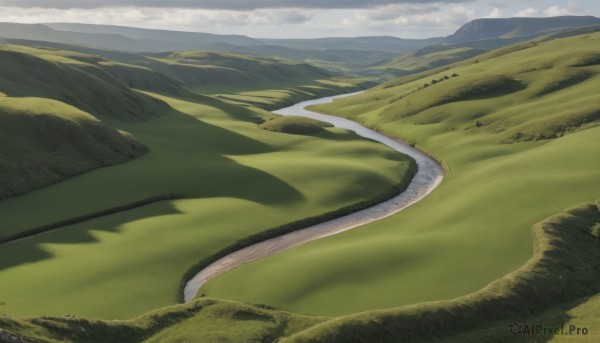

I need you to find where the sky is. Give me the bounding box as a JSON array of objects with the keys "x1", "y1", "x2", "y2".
[{"x1": 0, "y1": 0, "x2": 598, "y2": 38}]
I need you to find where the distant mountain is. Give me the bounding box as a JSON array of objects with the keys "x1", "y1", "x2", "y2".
[
  {"x1": 45, "y1": 23, "x2": 263, "y2": 49},
  {"x1": 1, "y1": 17, "x2": 598, "y2": 78},
  {"x1": 447, "y1": 16, "x2": 600, "y2": 43},
  {"x1": 260, "y1": 36, "x2": 444, "y2": 54}
]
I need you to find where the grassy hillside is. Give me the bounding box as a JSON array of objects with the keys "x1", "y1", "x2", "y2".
[
  {"x1": 0, "y1": 44, "x2": 169, "y2": 200},
  {"x1": 205, "y1": 79, "x2": 373, "y2": 110},
  {"x1": 0, "y1": 86, "x2": 411, "y2": 320},
  {"x1": 260, "y1": 116, "x2": 333, "y2": 135},
  {"x1": 200, "y1": 32, "x2": 600, "y2": 318},
  {"x1": 371, "y1": 47, "x2": 488, "y2": 76},
  {"x1": 280, "y1": 198, "x2": 600, "y2": 342},
  {"x1": 447, "y1": 16, "x2": 600, "y2": 42},
  {"x1": 0, "y1": 298, "x2": 326, "y2": 343},
  {"x1": 0, "y1": 42, "x2": 366, "y2": 202},
  {"x1": 0, "y1": 45, "x2": 169, "y2": 121},
  {"x1": 3, "y1": 197, "x2": 598, "y2": 343},
  {"x1": 0, "y1": 97, "x2": 147, "y2": 200},
  {"x1": 147, "y1": 51, "x2": 331, "y2": 87}
]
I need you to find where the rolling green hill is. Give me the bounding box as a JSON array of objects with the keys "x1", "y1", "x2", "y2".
[
  {"x1": 447, "y1": 15, "x2": 600, "y2": 42},
  {"x1": 371, "y1": 47, "x2": 488, "y2": 76},
  {"x1": 2, "y1": 19, "x2": 600, "y2": 343},
  {"x1": 0, "y1": 44, "x2": 169, "y2": 200},
  {"x1": 371, "y1": 23, "x2": 600, "y2": 78},
  {"x1": 0, "y1": 97, "x2": 147, "y2": 200},
  {"x1": 147, "y1": 50, "x2": 331, "y2": 87},
  {"x1": 260, "y1": 116, "x2": 333, "y2": 135},
  {"x1": 0, "y1": 45, "x2": 169, "y2": 121},
  {"x1": 200, "y1": 30, "x2": 600, "y2": 331},
  {"x1": 0, "y1": 36, "x2": 410, "y2": 324}
]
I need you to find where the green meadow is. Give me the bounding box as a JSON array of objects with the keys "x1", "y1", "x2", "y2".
[
  {"x1": 201, "y1": 32, "x2": 600, "y2": 316},
  {"x1": 0, "y1": 45, "x2": 411, "y2": 319},
  {"x1": 1, "y1": 21, "x2": 600, "y2": 343}
]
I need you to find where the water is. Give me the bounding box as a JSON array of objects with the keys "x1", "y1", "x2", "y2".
[{"x1": 184, "y1": 92, "x2": 445, "y2": 302}]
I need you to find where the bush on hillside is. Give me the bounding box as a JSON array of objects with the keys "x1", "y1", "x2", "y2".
[{"x1": 259, "y1": 116, "x2": 333, "y2": 135}]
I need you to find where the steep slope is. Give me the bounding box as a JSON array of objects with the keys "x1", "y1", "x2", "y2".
[
  {"x1": 147, "y1": 51, "x2": 331, "y2": 87},
  {"x1": 0, "y1": 97, "x2": 148, "y2": 200},
  {"x1": 0, "y1": 45, "x2": 170, "y2": 121},
  {"x1": 0, "y1": 22, "x2": 263, "y2": 53},
  {"x1": 447, "y1": 15, "x2": 600, "y2": 42},
  {"x1": 371, "y1": 47, "x2": 488, "y2": 76},
  {"x1": 261, "y1": 36, "x2": 443, "y2": 54},
  {"x1": 365, "y1": 33, "x2": 600, "y2": 143},
  {"x1": 200, "y1": 32, "x2": 600, "y2": 319},
  {"x1": 371, "y1": 22, "x2": 600, "y2": 79},
  {"x1": 45, "y1": 22, "x2": 262, "y2": 49},
  {"x1": 0, "y1": 44, "x2": 173, "y2": 199}
]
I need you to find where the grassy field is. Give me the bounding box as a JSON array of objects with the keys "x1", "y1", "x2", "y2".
[
  {"x1": 259, "y1": 116, "x2": 333, "y2": 134},
  {"x1": 200, "y1": 32, "x2": 600, "y2": 317},
  {"x1": 0, "y1": 96, "x2": 148, "y2": 200},
  {"x1": 371, "y1": 47, "x2": 487, "y2": 76},
  {"x1": 3, "y1": 197, "x2": 598, "y2": 343},
  {"x1": 2, "y1": 27, "x2": 600, "y2": 343},
  {"x1": 0, "y1": 80, "x2": 410, "y2": 319}
]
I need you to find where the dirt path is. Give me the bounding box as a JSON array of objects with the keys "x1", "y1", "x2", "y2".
[{"x1": 183, "y1": 92, "x2": 445, "y2": 302}]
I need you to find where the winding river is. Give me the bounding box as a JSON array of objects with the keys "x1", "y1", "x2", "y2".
[{"x1": 183, "y1": 92, "x2": 445, "y2": 302}]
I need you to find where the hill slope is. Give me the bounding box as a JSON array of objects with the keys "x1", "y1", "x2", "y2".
[
  {"x1": 0, "y1": 97, "x2": 148, "y2": 200},
  {"x1": 0, "y1": 44, "x2": 172, "y2": 199},
  {"x1": 0, "y1": 45, "x2": 169, "y2": 121},
  {"x1": 448, "y1": 15, "x2": 600, "y2": 42},
  {"x1": 200, "y1": 32, "x2": 600, "y2": 319}
]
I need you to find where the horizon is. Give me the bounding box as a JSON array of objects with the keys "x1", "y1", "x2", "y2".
[
  {"x1": 2, "y1": 14, "x2": 600, "y2": 40},
  {"x1": 0, "y1": 1, "x2": 599, "y2": 39}
]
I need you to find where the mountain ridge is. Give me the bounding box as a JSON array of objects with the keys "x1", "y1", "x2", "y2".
[{"x1": 448, "y1": 15, "x2": 600, "y2": 42}]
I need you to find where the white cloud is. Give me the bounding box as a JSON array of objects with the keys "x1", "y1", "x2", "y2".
[
  {"x1": 515, "y1": 3, "x2": 588, "y2": 17},
  {"x1": 367, "y1": 3, "x2": 441, "y2": 21},
  {"x1": 486, "y1": 7, "x2": 502, "y2": 18},
  {"x1": 0, "y1": 6, "x2": 315, "y2": 28},
  {"x1": 515, "y1": 7, "x2": 541, "y2": 17}
]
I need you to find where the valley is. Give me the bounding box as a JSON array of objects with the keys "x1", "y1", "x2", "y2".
[{"x1": 0, "y1": 11, "x2": 599, "y2": 343}]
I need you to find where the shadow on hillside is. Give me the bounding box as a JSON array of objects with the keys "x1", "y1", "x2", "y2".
[
  {"x1": 175, "y1": 90, "x2": 269, "y2": 123},
  {"x1": 0, "y1": 200, "x2": 182, "y2": 272},
  {"x1": 0, "y1": 102, "x2": 307, "y2": 271}
]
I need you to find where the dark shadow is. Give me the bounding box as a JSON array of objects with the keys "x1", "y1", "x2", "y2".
[
  {"x1": 174, "y1": 90, "x2": 269, "y2": 124},
  {"x1": 0, "y1": 200, "x2": 182, "y2": 271},
  {"x1": 0, "y1": 101, "x2": 308, "y2": 271}
]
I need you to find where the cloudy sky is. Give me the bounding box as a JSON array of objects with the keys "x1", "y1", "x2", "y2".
[{"x1": 0, "y1": 0, "x2": 599, "y2": 38}]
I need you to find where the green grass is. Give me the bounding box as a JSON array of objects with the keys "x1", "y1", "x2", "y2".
[
  {"x1": 259, "y1": 116, "x2": 333, "y2": 135},
  {"x1": 0, "y1": 45, "x2": 169, "y2": 121},
  {"x1": 200, "y1": 32, "x2": 600, "y2": 317},
  {"x1": 197, "y1": 78, "x2": 373, "y2": 110},
  {"x1": 146, "y1": 50, "x2": 331, "y2": 88},
  {"x1": 2, "y1": 28, "x2": 600, "y2": 343},
  {"x1": 279, "y1": 198, "x2": 600, "y2": 342},
  {"x1": 0, "y1": 87, "x2": 411, "y2": 319},
  {"x1": 0, "y1": 40, "x2": 411, "y2": 320},
  {"x1": 371, "y1": 47, "x2": 488, "y2": 75},
  {"x1": 0, "y1": 96, "x2": 147, "y2": 200},
  {"x1": 0, "y1": 298, "x2": 327, "y2": 343},
  {"x1": 3, "y1": 198, "x2": 598, "y2": 343}
]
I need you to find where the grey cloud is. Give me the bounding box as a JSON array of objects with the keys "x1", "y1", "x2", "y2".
[
  {"x1": 281, "y1": 11, "x2": 313, "y2": 23},
  {"x1": 368, "y1": 4, "x2": 441, "y2": 20},
  {"x1": 0, "y1": 0, "x2": 470, "y2": 10}
]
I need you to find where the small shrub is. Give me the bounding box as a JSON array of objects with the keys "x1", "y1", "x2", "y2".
[
  {"x1": 444, "y1": 75, "x2": 450, "y2": 80},
  {"x1": 431, "y1": 79, "x2": 438, "y2": 84},
  {"x1": 592, "y1": 223, "x2": 600, "y2": 241}
]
